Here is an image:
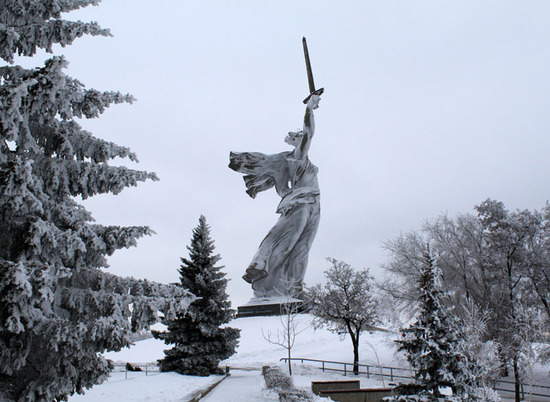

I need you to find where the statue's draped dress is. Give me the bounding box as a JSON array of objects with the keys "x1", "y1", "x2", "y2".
[{"x1": 229, "y1": 151, "x2": 320, "y2": 298}]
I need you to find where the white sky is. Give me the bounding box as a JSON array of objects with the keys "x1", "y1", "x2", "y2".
[{"x1": 15, "y1": 1, "x2": 550, "y2": 307}]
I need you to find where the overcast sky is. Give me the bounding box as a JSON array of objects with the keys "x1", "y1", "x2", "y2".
[{"x1": 17, "y1": 1, "x2": 550, "y2": 306}]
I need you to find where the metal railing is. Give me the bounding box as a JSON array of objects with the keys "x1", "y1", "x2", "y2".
[
  {"x1": 279, "y1": 357, "x2": 415, "y2": 382},
  {"x1": 280, "y1": 357, "x2": 550, "y2": 400},
  {"x1": 491, "y1": 379, "x2": 550, "y2": 400},
  {"x1": 112, "y1": 362, "x2": 160, "y2": 379}
]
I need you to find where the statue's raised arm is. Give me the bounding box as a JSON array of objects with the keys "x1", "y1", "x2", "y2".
[
  {"x1": 291, "y1": 93, "x2": 320, "y2": 161},
  {"x1": 228, "y1": 38, "x2": 323, "y2": 301}
]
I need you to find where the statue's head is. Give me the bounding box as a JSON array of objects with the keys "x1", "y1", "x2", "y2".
[{"x1": 285, "y1": 130, "x2": 304, "y2": 147}]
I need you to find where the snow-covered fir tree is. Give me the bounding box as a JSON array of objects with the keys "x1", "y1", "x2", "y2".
[
  {"x1": 153, "y1": 216, "x2": 240, "y2": 376},
  {"x1": 390, "y1": 252, "x2": 469, "y2": 401},
  {"x1": 0, "y1": 2, "x2": 192, "y2": 401}
]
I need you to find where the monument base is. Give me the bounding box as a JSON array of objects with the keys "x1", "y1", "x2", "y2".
[{"x1": 236, "y1": 297, "x2": 308, "y2": 318}]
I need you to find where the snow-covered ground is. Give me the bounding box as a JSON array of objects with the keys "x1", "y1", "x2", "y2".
[
  {"x1": 224, "y1": 315, "x2": 402, "y2": 369},
  {"x1": 69, "y1": 314, "x2": 401, "y2": 401},
  {"x1": 69, "y1": 314, "x2": 550, "y2": 401}
]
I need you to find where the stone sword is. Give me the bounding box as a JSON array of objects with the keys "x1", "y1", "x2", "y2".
[{"x1": 302, "y1": 37, "x2": 324, "y2": 108}]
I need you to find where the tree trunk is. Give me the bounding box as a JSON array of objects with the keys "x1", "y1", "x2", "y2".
[
  {"x1": 344, "y1": 321, "x2": 361, "y2": 375},
  {"x1": 288, "y1": 346, "x2": 292, "y2": 376},
  {"x1": 513, "y1": 356, "x2": 521, "y2": 402},
  {"x1": 353, "y1": 344, "x2": 359, "y2": 375},
  {"x1": 352, "y1": 335, "x2": 360, "y2": 375},
  {"x1": 498, "y1": 348, "x2": 509, "y2": 377}
]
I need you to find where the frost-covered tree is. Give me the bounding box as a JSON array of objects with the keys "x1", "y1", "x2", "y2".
[
  {"x1": 475, "y1": 199, "x2": 540, "y2": 402},
  {"x1": 0, "y1": 2, "x2": 192, "y2": 401},
  {"x1": 524, "y1": 204, "x2": 550, "y2": 325},
  {"x1": 380, "y1": 213, "x2": 486, "y2": 318},
  {"x1": 153, "y1": 216, "x2": 240, "y2": 376},
  {"x1": 307, "y1": 258, "x2": 379, "y2": 375},
  {"x1": 456, "y1": 299, "x2": 501, "y2": 392},
  {"x1": 381, "y1": 199, "x2": 550, "y2": 402},
  {"x1": 391, "y1": 252, "x2": 468, "y2": 401}
]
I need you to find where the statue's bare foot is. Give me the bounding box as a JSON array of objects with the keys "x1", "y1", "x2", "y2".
[
  {"x1": 243, "y1": 264, "x2": 267, "y2": 284},
  {"x1": 242, "y1": 272, "x2": 253, "y2": 283}
]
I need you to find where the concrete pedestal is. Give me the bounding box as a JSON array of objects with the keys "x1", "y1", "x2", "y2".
[{"x1": 236, "y1": 297, "x2": 306, "y2": 318}]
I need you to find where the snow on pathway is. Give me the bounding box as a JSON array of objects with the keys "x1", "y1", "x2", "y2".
[{"x1": 201, "y1": 369, "x2": 279, "y2": 402}]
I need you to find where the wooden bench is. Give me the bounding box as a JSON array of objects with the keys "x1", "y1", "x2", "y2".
[
  {"x1": 318, "y1": 387, "x2": 394, "y2": 402},
  {"x1": 311, "y1": 380, "x2": 360, "y2": 395}
]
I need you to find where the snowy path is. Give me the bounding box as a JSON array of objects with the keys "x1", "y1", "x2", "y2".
[{"x1": 201, "y1": 369, "x2": 278, "y2": 402}]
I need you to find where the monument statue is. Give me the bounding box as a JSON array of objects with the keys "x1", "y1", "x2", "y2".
[{"x1": 229, "y1": 38, "x2": 323, "y2": 300}]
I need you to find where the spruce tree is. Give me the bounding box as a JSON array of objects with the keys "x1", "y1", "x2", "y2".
[
  {"x1": 392, "y1": 251, "x2": 468, "y2": 401},
  {"x1": 153, "y1": 216, "x2": 240, "y2": 376},
  {"x1": 0, "y1": 2, "x2": 191, "y2": 401}
]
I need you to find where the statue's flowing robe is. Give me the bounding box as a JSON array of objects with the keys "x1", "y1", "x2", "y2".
[{"x1": 229, "y1": 151, "x2": 320, "y2": 298}]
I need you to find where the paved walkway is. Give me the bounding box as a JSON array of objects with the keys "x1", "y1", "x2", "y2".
[{"x1": 201, "y1": 369, "x2": 278, "y2": 402}]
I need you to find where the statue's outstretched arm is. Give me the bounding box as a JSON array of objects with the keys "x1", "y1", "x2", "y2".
[{"x1": 294, "y1": 94, "x2": 320, "y2": 160}]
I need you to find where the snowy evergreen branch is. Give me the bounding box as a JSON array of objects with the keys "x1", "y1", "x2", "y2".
[
  {"x1": 0, "y1": 2, "x2": 190, "y2": 400},
  {"x1": 1, "y1": 0, "x2": 110, "y2": 63}
]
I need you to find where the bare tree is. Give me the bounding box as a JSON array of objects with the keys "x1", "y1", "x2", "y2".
[
  {"x1": 262, "y1": 278, "x2": 309, "y2": 375},
  {"x1": 379, "y1": 212, "x2": 488, "y2": 319},
  {"x1": 306, "y1": 258, "x2": 379, "y2": 375}
]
